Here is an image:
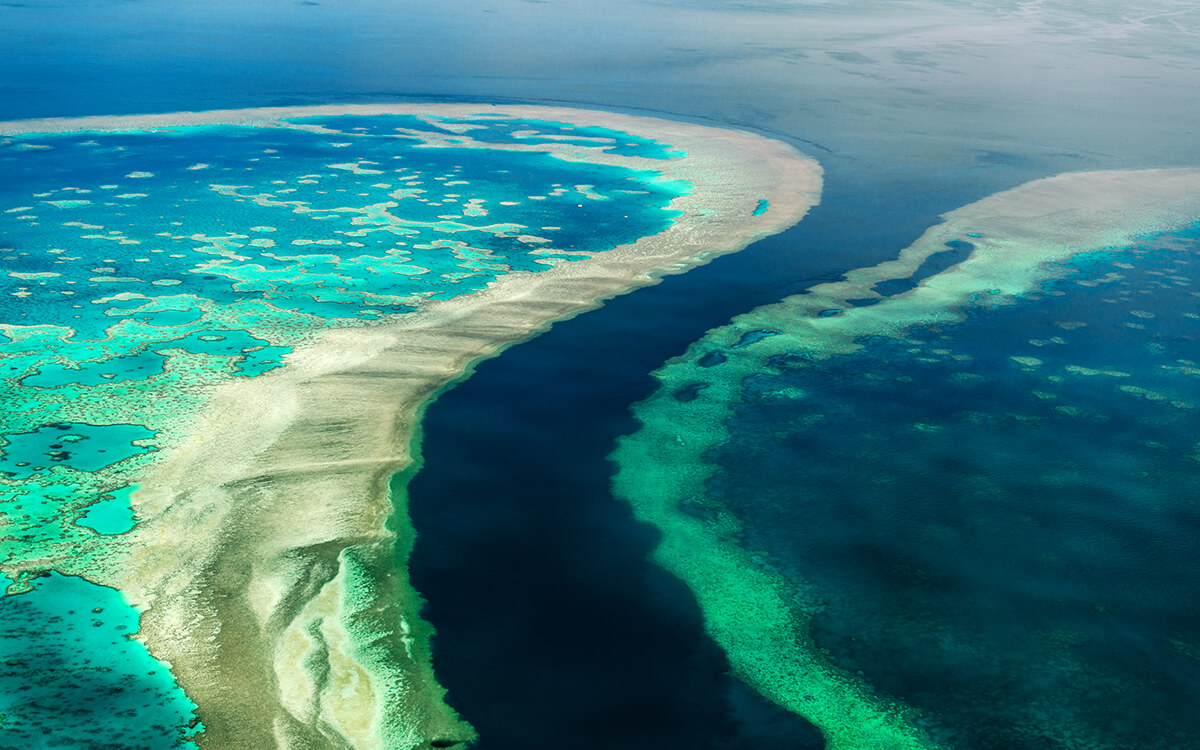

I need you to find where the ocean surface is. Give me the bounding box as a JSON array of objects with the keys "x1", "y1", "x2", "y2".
[{"x1": 3, "y1": 0, "x2": 1200, "y2": 748}]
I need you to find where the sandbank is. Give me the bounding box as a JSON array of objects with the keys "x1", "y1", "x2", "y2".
[
  {"x1": 611, "y1": 168, "x2": 1200, "y2": 750},
  {"x1": 2, "y1": 105, "x2": 822, "y2": 748}
]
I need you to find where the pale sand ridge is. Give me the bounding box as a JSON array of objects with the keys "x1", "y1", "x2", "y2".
[{"x1": 1, "y1": 105, "x2": 823, "y2": 748}]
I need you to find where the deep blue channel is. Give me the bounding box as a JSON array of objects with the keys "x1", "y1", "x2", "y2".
[{"x1": 404, "y1": 153, "x2": 1054, "y2": 749}]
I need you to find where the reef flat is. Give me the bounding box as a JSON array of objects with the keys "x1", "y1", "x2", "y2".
[
  {"x1": 613, "y1": 169, "x2": 1200, "y2": 750},
  {"x1": 0, "y1": 104, "x2": 821, "y2": 747}
]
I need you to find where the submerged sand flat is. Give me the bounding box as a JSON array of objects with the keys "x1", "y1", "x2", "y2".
[
  {"x1": 612, "y1": 168, "x2": 1200, "y2": 750},
  {"x1": 0, "y1": 105, "x2": 821, "y2": 748}
]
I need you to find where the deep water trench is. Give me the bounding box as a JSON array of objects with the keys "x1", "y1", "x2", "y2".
[{"x1": 403, "y1": 159, "x2": 1041, "y2": 750}]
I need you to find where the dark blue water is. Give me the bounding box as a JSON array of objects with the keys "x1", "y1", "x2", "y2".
[
  {"x1": 704, "y1": 228, "x2": 1200, "y2": 749},
  {"x1": 850, "y1": 239, "x2": 975, "y2": 305},
  {"x1": 403, "y1": 232, "x2": 829, "y2": 749},
  {"x1": 406, "y1": 161, "x2": 1054, "y2": 748}
]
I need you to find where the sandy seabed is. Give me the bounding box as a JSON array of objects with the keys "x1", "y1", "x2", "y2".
[{"x1": 2, "y1": 104, "x2": 823, "y2": 749}]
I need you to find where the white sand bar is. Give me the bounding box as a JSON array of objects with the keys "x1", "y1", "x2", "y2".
[{"x1": 2, "y1": 104, "x2": 822, "y2": 749}]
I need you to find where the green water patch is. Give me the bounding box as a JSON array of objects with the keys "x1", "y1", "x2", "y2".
[
  {"x1": 0, "y1": 572, "x2": 201, "y2": 747},
  {"x1": 11, "y1": 324, "x2": 283, "y2": 388},
  {"x1": 614, "y1": 430, "x2": 938, "y2": 750},
  {"x1": 702, "y1": 229, "x2": 1200, "y2": 749},
  {"x1": 0, "y1": 423, "x2": 156, "y2": 478},
  {"x1": 752, "y1": 199, "x2": 770, "y2": 216},
  {"x1": 119, "y1": 306, "x2": 206, "y2": 328},
  {"x1": 613, "y1": 173, "x2": 1200, "y2": 750},
  {"x1": 0, "y1": 472, "x2": 161, "y2": 587},
  {"x1": 22, "y1": 349, "x2": 170, "y2": 387},
  {"x1": 155, "y1": 329, "x2": 289, "y2": 377},
  {"x1": 76, "y1": 485, "x2": 138, "y2": 535}
]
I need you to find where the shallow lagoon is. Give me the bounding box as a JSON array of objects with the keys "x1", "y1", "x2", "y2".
[
  {"x1": 0, "y1": 572, "x2": 201, "y2": 748},
  {"x1": 0, "y1": 111, "x2": 695, "y2": 745}
]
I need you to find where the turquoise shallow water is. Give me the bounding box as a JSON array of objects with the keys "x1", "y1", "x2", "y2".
[
  {"x1": 1, "y1": 120, "x2": 684, "y2": 334},
  {"x1": 0, "y1": 111, "x2": 687, "y2": 503},
  {"x1": 0, "y1": 572, "x2": 202, "y2": 747},
  {"x1": 701, "y1": 226, "x2": 1200, "y2": 748},
  {"x1": 0, "y1": 112, "x2": 691, "y2": 746},
  {"x1": 21, "y1": 329, "x2": 286, "y2": 386},
  {"x1": 289, "y1": 114, "x2": 687, "y2": 159},
  {"x1": 0, "y1": 423, "x2": 157, "y2": 478},
  {"x1": 76, "y1": 485, "x2": 138, "y2": 535}
]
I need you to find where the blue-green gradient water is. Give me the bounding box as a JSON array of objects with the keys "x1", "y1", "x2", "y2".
[
  {"x1": 0, "y1": 113, "x2": 687, "y2": 746},
  {"x1": 0, "y1": 573, "x2": 202, "y2": 749},
  {"x1": 4, "y1": 1, "x2": 1200, "y2": 747},
  {"x1": 701, "y1": 226, "x2": 1200, "y2": 749}
]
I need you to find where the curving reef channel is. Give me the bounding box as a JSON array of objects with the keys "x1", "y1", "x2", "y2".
[{"x1": 0, "y1": 104, "x2": 820, "y2": 748}]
